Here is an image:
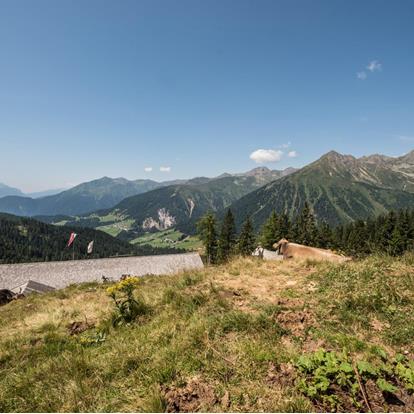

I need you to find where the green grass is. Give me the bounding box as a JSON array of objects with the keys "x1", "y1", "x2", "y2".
[
  {"x1": 310, "y1": 253, "x2": 414, "y2": 348},
  {"x1": 0, "y1": 254, "x2": 413, "y2": 412},
  {"x1": 95, "y1": 219, "x2": 136, "y2": 237},
  {"x1": 131, "y1": 229, "x2": 202, "y2": 251}
]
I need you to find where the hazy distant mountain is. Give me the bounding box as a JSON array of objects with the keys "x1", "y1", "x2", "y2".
[
  {"x1": 0, "y1": 167, "x2": 295, "y2": 217},
  {"x1": 0, "y1": 183, "x2": 24, "y2": 198},
  {"x1": 0, "y1": 177, "x2": 163, "y2": 216},
  {"x1": 229, "y1": 150, "x2": 414, "y2": 229},
  {"x1": 0, "y1": 183, "x2": 68, "y2": 199},
  {"x1": 28, "y1": 188, "x2": 67, "y2": 198}
]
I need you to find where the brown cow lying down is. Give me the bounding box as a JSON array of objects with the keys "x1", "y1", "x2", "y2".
[{"x1": 273, "y1": 238, "x2": 351, "y2": 263}]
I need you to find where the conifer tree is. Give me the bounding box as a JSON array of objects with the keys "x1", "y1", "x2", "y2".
[
  {"x1": 278, "y1": 213, "x2": 291, "y2": 239},
  {"x1": 260, "y1": 210, "x2": 279, "y2": 249},
  {"x1": 389, "y1": 225, "x2": 403, "y2": 256},
  {"x1": 238, "y1": 216, "x2": 256, "y2": 256},
  {"x1": 295, "y1": 202, "x2": 317, "y2": 245},
  {"x1": 217, "y1": 209, "x2": 236, "y2": 263},
  {"x1": 346, "y1": 220, "x2": 369, "y2": 256},
  {"x1": 317, "y1": 221, "x2": 333, "y2": 248},
  {"x1": 196, "y1": 212, "x2": 218, "y2": 265}
]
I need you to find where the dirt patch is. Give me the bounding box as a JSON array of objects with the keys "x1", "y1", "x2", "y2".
[
  {"x1": 364, "y1": 379, "x2": 414, "y2": 413},
  {"x1": 67, "y1": 320, "x2": 95, "y2": 335},
  {"x1": 212, "y1": 259, "x2": 316, "y2": 307},
  {"x1": 162, "y1": 377, "x2": 218, "y2": 412},
  {"x1": 275, "y1": 298, "x2": 316, "y2": 339},
  {"x1": 267, "y1": 362, "x2": 297, "y2": 388},
  {"x1": 306, "y1": 377, "x2": 414, "y2": 412}
]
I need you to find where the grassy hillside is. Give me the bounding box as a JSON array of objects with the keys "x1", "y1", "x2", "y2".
[{"x1": 0, "y1": 255, "x2": 413, "y2": 412}]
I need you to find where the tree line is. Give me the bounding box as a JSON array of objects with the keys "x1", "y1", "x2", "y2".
[
  {"x1": 0, "y1": 213, "x2": 185, "y2": 264},
  {"x1": 197, "y1": 203, "x2": 414, "y2": 264}
]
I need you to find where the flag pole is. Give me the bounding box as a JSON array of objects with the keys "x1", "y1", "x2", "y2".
[{"x1": 72, "y1": 238, "x2": 75, "y2": 261}]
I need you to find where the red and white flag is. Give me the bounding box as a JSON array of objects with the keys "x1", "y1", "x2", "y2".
[
  {"x1": 67, "y1": 232, "x2": 77, "y2": 247},
  {"x1": 87, "y1": 240, "x2": 94, "y2": 254}
]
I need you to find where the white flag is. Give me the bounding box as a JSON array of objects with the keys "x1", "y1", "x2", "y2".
[{"x1": 87, "y1": 241, "x2": 94, "y2": 254}]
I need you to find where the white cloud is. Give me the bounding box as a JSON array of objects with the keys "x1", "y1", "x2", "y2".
[
  {"x1": 366, "y1": 60, "x2": 382, "y2": 72},
  {"x1": 250, "y1": 149, "x2": 283, "y2": 164},
  {"x1": 144, "y1": 167, "x2": 153, "y2": 172},
  {"x1": 288, "y1": 150, "x2": 298, "y2": 158},
  {"x1": 160, "y1": 166, "x2": 171, "y2": 172},
  {"x1": 357, "y1": 71, "x2": 367, "y2": 80}
]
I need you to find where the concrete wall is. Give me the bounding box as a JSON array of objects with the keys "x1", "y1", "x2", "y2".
[{"x1": 0, "y1": 253, "x2": 204, "y2": 290}]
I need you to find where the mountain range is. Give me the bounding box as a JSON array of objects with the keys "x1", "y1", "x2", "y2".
[
  {"x1": 0, "y1": 167, "x2": 295, "y2": 217},
  {"x1": 0, "y1": 183, "x2": 65, "y2": 199},
  {"x1": 36, "y1": 150, "x2": 414, "y2": 241},
  {"x1": 231, "y1": 150, "x2": 414, "y2": 229},
  {"x1": 1, "y1": 150, "x2": 414, "y2": 243}
]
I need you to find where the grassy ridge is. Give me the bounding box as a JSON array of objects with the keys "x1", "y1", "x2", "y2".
[{"x1": 0, "y1": 255, "x2": 413, "y2": 412}]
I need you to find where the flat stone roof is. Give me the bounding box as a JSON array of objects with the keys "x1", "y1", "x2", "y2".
[{"x1": 0, "y1": 253, "x2": 204, "y2": 290}]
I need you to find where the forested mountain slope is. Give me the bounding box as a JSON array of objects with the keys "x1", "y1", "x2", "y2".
[
  {"x1": 229, "y1": 150, "x2": 414, "y2": 229},
  {"x1": 0, "y1": 213, "x2": 181, "y2": 264}
]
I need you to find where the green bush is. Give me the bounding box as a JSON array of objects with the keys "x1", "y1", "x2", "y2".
[{"x1": 107, "y1": 277, "x2": 150, "y2": 326}]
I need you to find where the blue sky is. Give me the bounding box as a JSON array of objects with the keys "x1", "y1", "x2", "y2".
[{"x1": 1, "y1": 0, "x2": 413, "y2": 192}]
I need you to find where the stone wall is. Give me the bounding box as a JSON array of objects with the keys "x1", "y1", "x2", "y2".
[{"x1": 0, "y1": 253, "x2": 204, "y2": 290}]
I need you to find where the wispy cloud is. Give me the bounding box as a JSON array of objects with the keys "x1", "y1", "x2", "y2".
[
  {"x1": 397, "y1": 135, "x2": 414, "y2": 142},
  {"x1": 357, "y1": 71, "x2": 367, "y2": 80},
  {"x1": 288, "y1": 150, "x2": 298, "y2": 158},
  {"x1": 279, "y1": 141, "x2": 291, "y2": 149},
  {"x1": 250, "y1": 149, "x2": 283, "y2": 164},
  {"x1": 144, "y1": 167, "x2": 153, "y2": 172},
  {"x1": 357, "y1": 60, "x2": 382, "y2": 80},
  {"x1": 160, "y1": 166, "x2": 171, "y2": 172},
  {"x1": 366, "y1": 60, "x2": 382, "y2": 72}
]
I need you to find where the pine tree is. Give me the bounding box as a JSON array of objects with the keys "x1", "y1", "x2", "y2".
[
  {"x1": 217, "y1": 209, "x2": 236, "y2": 263},
  {"x1": 317, "y1": 221, "x2": 333, "y2": 248},
  {"x1": 278, "y1": 213, "x2": 291, "y2": 239},
  {"x1": 397, "y1": 209, "x2": 410, "y2": 252},
  {"x1": 389, "y1": 225, "x2": 404, "y2": 256},
  {"x1": 346, "y1": 220, "x2": 368, "y2": 256},
  {"x1": 260, "y1": 210, "x2": 279, "y2": 249},
  {"x1": 238, "y1": 216, "x2": 256, "y2": 256},
  {"x1": 196, "y1": 212, "x2": 218, "y2": 265},
  {"x1": 295, "y1": 202, "x2": 317, "y2": 245}
]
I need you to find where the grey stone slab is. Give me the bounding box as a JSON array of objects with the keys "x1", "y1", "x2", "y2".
[{"x1": 0, "y1": 253, "x2": 204, "y2": 290}]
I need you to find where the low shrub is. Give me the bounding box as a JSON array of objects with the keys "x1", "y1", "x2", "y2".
[
  {"x1": 295, "y1": 348, "x2": 414, "y2": 411},
  {"x1": 106, "y1": 277, "x2": 150, "y2": 326}
]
